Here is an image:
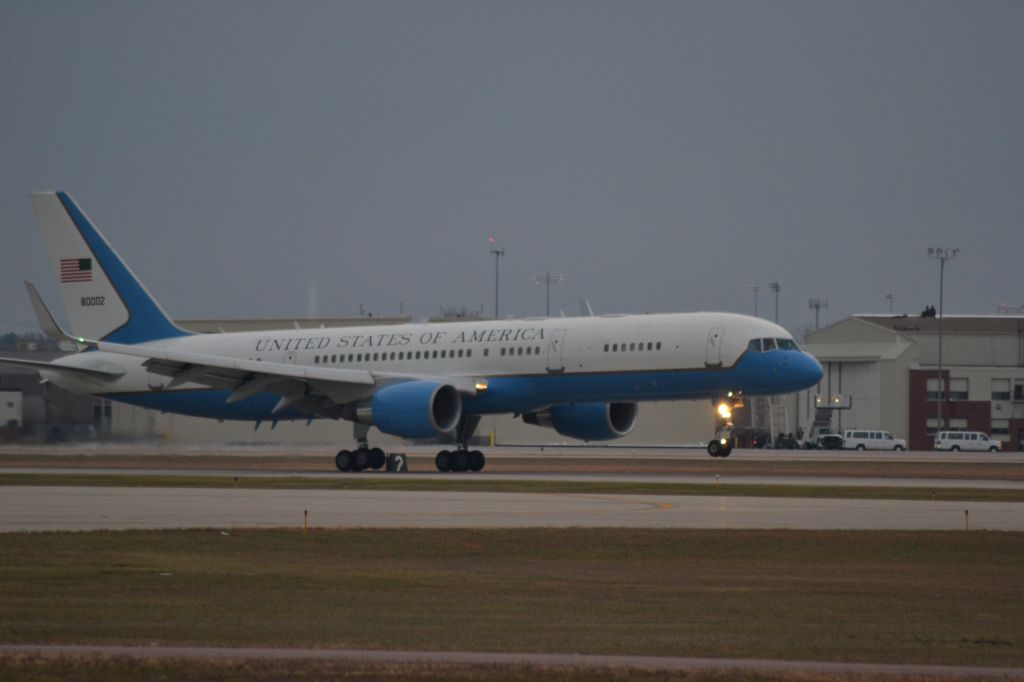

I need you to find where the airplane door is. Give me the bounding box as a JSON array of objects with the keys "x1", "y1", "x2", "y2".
[
  {"x1": 705, "y1": 327, "x2": 725, "y2": 368},
  {"x1": 547, "y1": 329, "x2": 567, "y2": 373}
]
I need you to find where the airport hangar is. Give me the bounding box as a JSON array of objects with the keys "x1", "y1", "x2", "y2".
[{"x1": 3, "y1": 314, "x2": 1023, "y2": 452}]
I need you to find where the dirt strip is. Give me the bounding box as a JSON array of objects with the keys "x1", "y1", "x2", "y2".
[{"x1": 2, "y1": 645, "x2": 1022, "y2": 678}]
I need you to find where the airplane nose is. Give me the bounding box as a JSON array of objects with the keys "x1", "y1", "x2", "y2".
[{"x1": 802, "y1": 352, "x2": 824, "y2": 387}]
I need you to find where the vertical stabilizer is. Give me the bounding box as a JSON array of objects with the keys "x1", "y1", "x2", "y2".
[{"x1": 29, "y1": 192, "x2": 189, "y2": 343}]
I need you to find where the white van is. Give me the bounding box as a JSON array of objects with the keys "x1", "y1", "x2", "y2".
[
  {"x1": 933, "y1": 431, "x2": 1001, "y2": 452},
  {"x1": 842, "y1": 429, "x2": 907, "y2": 451}
]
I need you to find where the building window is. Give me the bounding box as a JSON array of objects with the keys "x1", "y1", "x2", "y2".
[
  {"x1": 926, "y1": 378, "x2": 942, "y2": 401},
  {"x1": 948, "y1": 378, "x2": 968, "y2": 401},
  {"x1": 991, "y1": 379, "x2": 1010, "y2": 401},
  {"x1": 991, "y1": 419, "x2": 1010, "y2": 441},
  {"x1": 1015, "y1": 381, "x2": 1024, "y2": 402}
]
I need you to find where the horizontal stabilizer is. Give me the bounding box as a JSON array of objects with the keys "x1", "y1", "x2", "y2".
[{"x1": 24, "y1": 281, "x2": 80, "y2": 346}]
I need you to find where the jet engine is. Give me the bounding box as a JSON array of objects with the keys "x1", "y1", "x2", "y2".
[
  {"x1": 352, "y1": 381, "x2": 462, "y2": 439},
  {"x1": 522, "y1": 402, "x2": 638, "y2": 441}
]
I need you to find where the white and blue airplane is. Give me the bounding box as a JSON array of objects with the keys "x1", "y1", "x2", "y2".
[{"x1": 1, "y1": 192, "x2": 823, "y2": 471}]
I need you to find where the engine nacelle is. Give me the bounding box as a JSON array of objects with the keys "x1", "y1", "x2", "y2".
[
  {"x1": 354, "y1": 381, "x2": 462, "y2": 439},
  {"x1": 522, "y1": 402, "x2": 638, "y2": 442}
]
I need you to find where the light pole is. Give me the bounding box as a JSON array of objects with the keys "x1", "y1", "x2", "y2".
[
  {"x1": 808, "y1": 298, "x2": 828, "y2": 330},
  {"x1": 532, "y1": 272, "x2": 564, "y2": 317},
  {"x1": 488, "y1": 237, "x2": 505, "y2": 318},
  {"x1": 928, "y1": 247, "x2": 959, "y2": 434},
  {"x1": 885, "y1": 292, "x2": 894, "y2": 314},
  {"x1": 768, "y1": 282, "x2": 781, "y2": 323},
  {"x1": 748, "y1": 284, "x2": 763, "y2": 317}
]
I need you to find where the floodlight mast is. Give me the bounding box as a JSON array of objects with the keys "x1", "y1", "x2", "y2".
[
  {"x1": 768, "y1": 282, "x2": 781, "y2": 323},
  {"x1": 927, "y1": 247, "x2": 959, "y2": 434},
  {"x1": 488, "y1": 237, "x2": 505, "y2": 318},
  {"x1": 532, "y1": 272, "x2": 565, "y2": 316},
  {"x1": 748, "y1": 283, "x2": 763, "y2": 317},
  {"x1": 808, "y1": 298, "x2": 828, "y2": 330}
]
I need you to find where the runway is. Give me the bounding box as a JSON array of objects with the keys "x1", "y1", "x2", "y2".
[{"x1": 3, "y1": 485, "x2": 1022, "y2": 532}]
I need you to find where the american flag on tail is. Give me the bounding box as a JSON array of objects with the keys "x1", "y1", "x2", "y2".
[{"x1": 60, "y1": 258, "x2": 92, "y2": 283}]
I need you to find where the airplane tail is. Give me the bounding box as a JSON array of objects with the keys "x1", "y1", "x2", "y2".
[{"x1": 28, "y1": 192, "x2": 190, "y2": 344}]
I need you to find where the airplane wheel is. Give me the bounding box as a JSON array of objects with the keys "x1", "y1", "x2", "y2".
[
  {"x1": 707, "y1": 440, "x2": 722, "y2": 457},
  {"x1": 369, "y1": 447, "x2": 385, "y2": 470},
  {"x1": 435, "y1": 450, "x2": 452, "y2": 472},
  {"x1": 452, "y1": 450, "x2": 470, "y2": 472},
  {"x1": 352, "y1": 448, "x2": 370, "y2": 472},
  {"x1": 469, "y1": 450, "x2": 485, "y2": 472},
  {"x1": 335, "y1": 450, "x2": 352, "y2": 472},
  {"x1": 720, "y1": 445, "x2": 732, "y2": 457}
]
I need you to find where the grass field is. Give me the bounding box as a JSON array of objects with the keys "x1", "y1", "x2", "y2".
[
  {"x1": 1, "y1": 528, "x2": 1022, "y2": 670},
  {"x1": 3, "y1": 472, "x2": 1023, "y2": 503},
  {"x1": 0, "y1": 654, "x2": 1009, "y2": 682}
]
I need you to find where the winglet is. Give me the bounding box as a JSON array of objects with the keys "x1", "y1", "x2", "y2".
[{"x1": 24, "y1": 281, "x2": 81, "y2": 347}]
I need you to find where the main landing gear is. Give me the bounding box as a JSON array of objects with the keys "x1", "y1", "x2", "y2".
[
  {"x1": 435, "y1": 415, "x2": 486, "y2": 473},
  {"x1": 335, "y1": 423, "x2": 386, "y2": 473}
]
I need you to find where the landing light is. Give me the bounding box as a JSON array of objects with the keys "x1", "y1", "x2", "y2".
[
  {"x1": 720, "y1": 438, "x2": 728, "y2": 445},
  {"x1": 475, "y1": 380, "x2": 489, "y2": 392},
  {"x1": 717, "y1": 402, "x2": 732, "y2": 420}
]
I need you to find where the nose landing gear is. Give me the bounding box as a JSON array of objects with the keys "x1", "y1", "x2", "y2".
[{"x1": 708, "y1": 396, "x2": 739, "y2": 458}]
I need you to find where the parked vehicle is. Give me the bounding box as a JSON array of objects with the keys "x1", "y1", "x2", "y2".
[
  {"x1": 934, "y1": 431, "x2": 1001, "y2": 452},
  {"x1": 804, "y1": 426, "x2": 843, "y2": 450},
  {"x1": 842, "y1": 429, "x2": 906, "y2": 451}
]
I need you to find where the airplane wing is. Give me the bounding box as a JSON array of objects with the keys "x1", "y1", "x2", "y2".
[
  {"x1": 91, "y1": 340, "x2": 479, "y2": 419},
  {"x1": 0, "y1": 356, "x2": 125, "y2": 378}
]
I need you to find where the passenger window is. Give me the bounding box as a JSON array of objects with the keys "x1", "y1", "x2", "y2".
[
  {"x1": 604, "y1": 344, "x2": 609, "y2": 352},
  {"x1": 483, "y1": 348, "x2": 488, "y2": 357},
  {"x1": 314, "y1": 356, "x2": 320, "y2": 364},
  {"x1": 526, "y1": 347, "x2": 532, "y2": 355},
  {"x1": 656, "y1": 342, "x2": 662, "y2": 350},
  {"x1": 467, "y1": 349, "x2": 472, "y2": 358},
  {"x1": 518, "y1": 347, "x2": 524, "y2": 355},
  {"x1": 748, "y1": 339, "x2": 762, "y2": 352},
  {"x1": 501, "y1": 348, "x2": 506, "y2": 356},
  {"x1": 647, "y1": 342, "x2": 653, "y2": 351},
  {"x1": 612, "y1": 344, "x2": 618, "y2": 352},
  {"x1": 630, "y1": 343, "x2": 635, "y2": 351},
  {"x1": 432, "y1": 350, "x2": 438, "y2": 358}
]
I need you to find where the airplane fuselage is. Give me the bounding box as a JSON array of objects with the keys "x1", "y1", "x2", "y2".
[{"x1": 47, "y1": 311, "x2": 822, "y2": 421}]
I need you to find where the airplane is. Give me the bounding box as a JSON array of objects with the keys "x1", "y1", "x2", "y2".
[{"x1": 0, "y1": 192, "x2": 824, "y2": 471}]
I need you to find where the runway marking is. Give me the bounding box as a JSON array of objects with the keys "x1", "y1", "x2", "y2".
[{"x1": 1, "y1": 644, "x2": 1021, "y2": 678}]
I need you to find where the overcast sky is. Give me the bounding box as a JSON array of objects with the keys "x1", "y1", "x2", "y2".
[{"x1": 2, "y1": 1, "x2": 1021, "y2": 337}]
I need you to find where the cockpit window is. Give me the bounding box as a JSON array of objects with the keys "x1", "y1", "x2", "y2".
[
  {"x1": 747, "y1": 339, "x2": 762, "y2": 352},
  {"x1": 762, "y1": 338, "x2": 777, "y2": 351},
  {"x1": 777, "y1": 338, "x2": 799, "y2": 351}
]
